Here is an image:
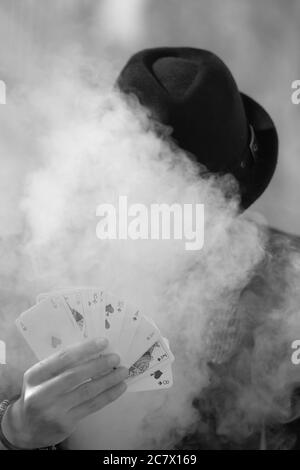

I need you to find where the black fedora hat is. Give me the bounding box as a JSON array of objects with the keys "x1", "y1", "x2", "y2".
[{"x1": 116, "y1": 47, "x2": 278, "y2": 209}]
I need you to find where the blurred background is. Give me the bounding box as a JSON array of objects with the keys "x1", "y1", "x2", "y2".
[{"x1": 1, "y1": 0, "x2": 300, "y2": 234}]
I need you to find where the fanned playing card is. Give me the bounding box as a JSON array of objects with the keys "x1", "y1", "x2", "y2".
[
  {"x1": 127, "y1": 337, "x2": 174, "y2": 391},
  {"x1": 101, "y1": 292, "x2": 126, "y2": 354},
  {"x1": 82, "y1": 288, "x2": 105, "y2": 339},
  {"x1": 117, "y1": 303, "x2": 142, "y2": 360},
  {"x1": 127, "y1": 337, "x2": 174, "y2": 384},
  {"x1": 37, "y1": 289, "x2": 91, "y2": 339},
  {"x1": 17, "y1": 287, "x2": 174, "y2": 392},
  {"x1": 16, "y1": 297, "x2": 82, "y2": 360},
  {"x1": 127, "y1": 364, "x2": 173, "y2": 392},
  {"x1": 123, "y1": 316, "x2": 161, "y2": 368}
]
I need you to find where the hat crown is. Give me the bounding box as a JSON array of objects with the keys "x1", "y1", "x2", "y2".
[
  {"x1": 117, "y1": 47, "x2": 278, "y2": 209},
  {"x1": 118, "y1": 47, "x2": 247, "y2": 173},
  {"x1": 152, "y1": 57, "x2": 198, "y2": 98}
]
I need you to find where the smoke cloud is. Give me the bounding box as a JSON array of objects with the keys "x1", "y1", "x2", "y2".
[{"x1": 0, "y1": 0, "x2": 299, "y2": 450}]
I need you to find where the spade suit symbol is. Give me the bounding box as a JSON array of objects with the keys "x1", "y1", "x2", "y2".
[
  {"x1": 151, "y1": 370, "x2": 163, "y2": 380},
  {"x1": 105, "y1": 304, "x2": 114, "y2": 316}
]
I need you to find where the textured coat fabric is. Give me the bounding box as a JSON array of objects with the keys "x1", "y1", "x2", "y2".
[{"x1": 177, "y1": 227, "x2": 300, "y2": 450}]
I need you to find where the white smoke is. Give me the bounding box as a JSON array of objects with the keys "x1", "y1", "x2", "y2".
[{"x1": 0, "y1": 1, "x2": 299, "y2": 450}]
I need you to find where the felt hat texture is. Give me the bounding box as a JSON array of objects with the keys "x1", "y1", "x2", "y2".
[{"x1": 117, "y1": 47, "x2": 278, "y2": 209}]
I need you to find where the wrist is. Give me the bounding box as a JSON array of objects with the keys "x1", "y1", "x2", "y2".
[{"x1": 1, "y1": 400, "x2": 34, "y2": 449}]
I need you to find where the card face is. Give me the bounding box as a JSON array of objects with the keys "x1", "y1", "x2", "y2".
[
  {"x1": 127, "y1": 337, "x2": 174, "y2": 384},
  {"x1": 37, "y1": 289, "x2": 93, "y2": 339},
  {"x1": 123, "y1": 316, "x2": 161, "y2": 368},
  {"x1": 82, "y1": 288, "x2": 105, "y2": 339},
  {"x1": 127, "y1": 364, "x2": 173, "y2": 392},
  {"x1": 59, "y1": 290, "x2": 88, "y2": 339},
  {"x1": 36, "y1": 289, "x2": 126, "y2": 349},
  {"x1": 15, "y1": 297, "x2": 82, "y2": 360},
  {"x1": 117, "y1": 305, "x2": 142, "y2": 361},
  {"x1": 102, "y1": 293, "x2": 126, "y2": 353}
]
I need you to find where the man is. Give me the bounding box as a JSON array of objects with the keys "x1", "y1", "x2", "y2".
[{"x1": 0, "y1": 47, "x2": 283, "y2": 450}]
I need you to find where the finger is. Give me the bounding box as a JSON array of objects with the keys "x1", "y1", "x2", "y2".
[
  {"x1": 69, "y1": 382, "x2": 127, "y2": 421},
  {"x1": 63, "y1": 367, "x2": 128, "y2": 409},
  {"x1": 27, "y1": 338, "x2": 109, "y2": 384},
  {"x1": 42, "y1": 353, "x2": 121, "y2": 396}
]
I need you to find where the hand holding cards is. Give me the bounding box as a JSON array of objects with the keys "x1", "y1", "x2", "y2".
[{"x1": 16, "y1": 288, "x2": 174, "y2": 392}]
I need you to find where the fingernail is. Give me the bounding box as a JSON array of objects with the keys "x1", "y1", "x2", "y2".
[{"x1": 107, "y1": 354, "x2": 120, "y2": 367}]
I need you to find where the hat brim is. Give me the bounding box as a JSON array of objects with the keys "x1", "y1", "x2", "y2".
[{"x1": 239, "y1": 93, "x2": 278, "y2": 208}]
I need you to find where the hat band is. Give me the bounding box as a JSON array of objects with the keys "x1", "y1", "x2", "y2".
[
  {"x1": 249, "y1": 125, "x2": 259, "y2": 163},
  {"x1": 239, "y1": 124, "x2": 259, "y2": 171}
]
